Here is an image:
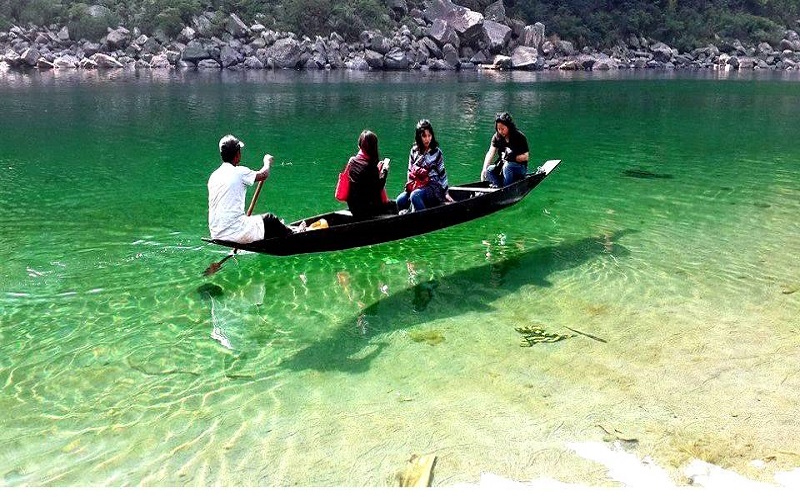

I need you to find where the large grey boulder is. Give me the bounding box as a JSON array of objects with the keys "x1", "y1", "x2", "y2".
[
  {"x1": 757, "y1": 42, "x2": 773, "y2": 56},
  {"x1": 492, "y1": 54, "x2": 512, "y2": 69},
  {"x1": 177, "y1": 26, "x2": 196, "y2": 44},
  {"x1": 424, "y1": 0, "x2": 484, "y2": 43},
  {"x1": 243, "y1": 55, "x2": 264, "y2": 69},
  {"x1": 360, "y1": 30, "x2": 392, "y2": 54},
  {"x1": 219, "y1": 45, "x2": 243, "y2": 67},
  {"x1": 419, "y1": 37, "x2": 442, "y2": 58},
  {"x1": 264, "y1": 37, "x2": 302, "y2": 68},
  {"x1": 470, "y1": 49, "x2": 490, "y2": 64},
  {"x1": 150, "y1": 54, "x2": 171, "y2": 67},
  {"x1": 482, "y1": 20, "x2": 511, "y2": 53},
  {"x1": 511, "y1": 45, "x2": 542, "y2": 69},
  {"x1": 20, "y1": 47, "x2": 39, "y2": 67},
  {"x1": 555, "y1": 40, "x2": 575, "y2": 56},
  {"x1": 384, "y1": 46, "x2": 410, "y2": 69},
  {"x1": 372, "y1": 34, "x2": 392, "y2": 55},
  {"x1": 37, "y1": 57, "x2": 55, "y2": 69},
  {"x1": 197, "y1": 59, "x2": 221, "y2": 69},
  {"x1": 192, "y1": 15, "x2": 213, "y2": 37},
  {"x1": 484, "y1": 0, "x2": 506, "y2": 23},
  {"x1": 106, "y1": 28, "x2": 130, "y2": 50},
  {"x1": 182, "y1": 40, "x2": 212, "y2": 63},
  {"x1": 345, "y1": 56, "x2": 370, "y2": 70},
  {"x1": 738, "y1": 57, "x2": 756, "y2": 69},
  {"x1": 3, "y1": 49, "x2": 20, "y2": 67},
  {"x1": 427, "y1": 19, "x2": 459, "y2": 48},
  {"x1": 53, "y1": 54, "x2": 80, "y2": 68},
  {"x1": 226, "y1": 14, "x2": 250, "y2": 38},
  {"x1": 521, "y1": 23, "x2": 545, "y2": 49},
  {"x1": 364, "y1": 49, "x2": 384, "y2": 69},
  {"x1": 427, "y1": 58, "x2": 455, "y2": 70},
  {"x1": 442, "y1": 43, "x2": 459, "y2": 67},
  {"x1": 650, "y1": 41, "x2": 674, "y2": 62},
  {"x1": 313, "y1": 36, "x2": 328, "y2": 62},
  {"x1": 57, "y1": 26, "x2": 70, "y2": 43},
  {"x1": 91, "y1": 53, "x2": 123, "y2": 68},
  {"x1": 779, "y1": 37, "x2": 800, "y2": 51},
  {"x1": 593, "y1": 55, "x2": 619, "y2": 70},
  {"x1": 83, "y1": 41, "x2": 101, "y2": 56},
  {"x1": 141, "y1": 37, "x2": 162, "y2": 55}
]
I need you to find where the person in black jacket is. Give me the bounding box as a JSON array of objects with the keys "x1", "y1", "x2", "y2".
[
  {"x1": 346, "y1": 130, "x2": 397, "y2": 218},
  {"x1": 481, "y1": 112, "x2": 530, "y2": 188}
]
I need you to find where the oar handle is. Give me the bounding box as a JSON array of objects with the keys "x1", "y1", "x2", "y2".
[
  {"x1": 228, "y1": 179, "x2": 264, "y2": 259},
  {"x1": 247, "y1": 180, "x2": 265, "y2": 216}
]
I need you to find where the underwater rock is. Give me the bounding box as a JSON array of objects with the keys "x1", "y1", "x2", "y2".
[
  {"x1": 197, "y1": 283, "x2": 224, "y2": 298},
  {"x1": 409, "y1": 329, "x2": 444, "y2": 345},
  {"x1": 622, "y1": 169, "x2": 674, "y2": 179}
]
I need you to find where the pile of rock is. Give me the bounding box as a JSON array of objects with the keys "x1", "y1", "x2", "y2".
[{"x1": 1, "y1": 0, "x2": 799, "y2": 72}]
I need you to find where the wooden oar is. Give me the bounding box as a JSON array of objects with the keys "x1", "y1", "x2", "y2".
[{"x1": 203, "y1": 180, "x2": 264, "y2": 276}]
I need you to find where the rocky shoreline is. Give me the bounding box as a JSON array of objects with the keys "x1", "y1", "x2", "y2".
[{"x1": 2, "y1": 0, "x2": 800, "y2": 73}]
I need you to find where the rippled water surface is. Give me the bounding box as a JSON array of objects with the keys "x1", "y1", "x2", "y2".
[{"x1": 1, "y1": 69, "x2": 799, "y2": 486}]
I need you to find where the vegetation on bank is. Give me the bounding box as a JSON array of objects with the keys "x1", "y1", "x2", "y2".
[{"x1": 1, "y1": 0, "x2": 798, "y2": 50}]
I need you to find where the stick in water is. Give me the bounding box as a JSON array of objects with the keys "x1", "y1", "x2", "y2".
[{"x1": 564, "y1": 326, "x2": 607, "y2": 343}]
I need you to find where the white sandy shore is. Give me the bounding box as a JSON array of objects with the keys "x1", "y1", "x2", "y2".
[
  {"x1": 451, "y1": 440, "x2": 800, "y2": 498},
  {"x1": 6, "y1": 441, "x2": 799, "y2": 499}
]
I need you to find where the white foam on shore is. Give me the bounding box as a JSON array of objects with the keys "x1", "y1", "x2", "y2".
[{"x1": 451, "y1": 441, "x2": 800, "y2": 499}]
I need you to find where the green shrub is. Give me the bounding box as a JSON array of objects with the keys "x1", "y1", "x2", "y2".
[
  {"x1": 281, "y1": 0, "x2": 332, "y2": 38},
  {"x1": 330, "y1": 0, "x2": 389, "y2": 40},
  {"x1": 134, "y1": 0, "x2": 199, "y2": 35},
  {"x1": 67, "y1": 3, "x2": 120, "y2": 41},
  {"x1": 153, "y1": 6, "x2": 183, "y2": 37},
  {"x1": 713, "y1": 11, "x2": 784, "y2": 45},
  {"x1": 13, "y1": 0, "x2": 63, "y2": 26}
]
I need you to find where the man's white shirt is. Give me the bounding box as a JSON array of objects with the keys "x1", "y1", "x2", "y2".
[{"x1": 208, "y1": 162, "x2": 264, "y2": 243}]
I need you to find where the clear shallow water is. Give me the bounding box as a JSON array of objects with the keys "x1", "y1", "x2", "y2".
[{"x1": 1, "y1": 68, "x2": 799, "y2": 486}]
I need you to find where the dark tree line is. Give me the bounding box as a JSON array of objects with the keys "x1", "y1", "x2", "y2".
[{"x1": 1, "y1": 0, "x2": 798, "y2": 49}]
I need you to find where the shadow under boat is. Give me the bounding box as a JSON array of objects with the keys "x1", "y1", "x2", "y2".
[{"x1": 278, "y1": 228, "x2": 637, "y2": 374}]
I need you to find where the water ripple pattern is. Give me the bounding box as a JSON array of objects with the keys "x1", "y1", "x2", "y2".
[{"x1": 1, "y1": 71, "x2": 799, "y2": 486}]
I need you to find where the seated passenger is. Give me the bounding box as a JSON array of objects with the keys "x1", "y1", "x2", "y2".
[
  {"x1": 346, "y1": 130, "x2": 396, "y2": 219},
  {"x1": 396, "y1": 119, "x2": 450, "y2": 213},
  {"x1": 481, "y1": 112, "x2": 530, "y2": 188}
]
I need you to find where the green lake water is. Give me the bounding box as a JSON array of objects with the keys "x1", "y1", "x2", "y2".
[{"x1": 1, "y1": 68, "x2": 799, "y2": 486}]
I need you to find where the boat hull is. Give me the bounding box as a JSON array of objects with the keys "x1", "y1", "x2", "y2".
[{"x1": 205, "y1": 160, "x2": 560, "y2": 256}]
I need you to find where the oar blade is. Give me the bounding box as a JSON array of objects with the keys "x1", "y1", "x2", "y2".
[
  {"x1": 202, "y1": 262, "x2": 222, "y2": 276},
  {"x1": 202, "y1": 253, "x2": 234, "y2": 276}
]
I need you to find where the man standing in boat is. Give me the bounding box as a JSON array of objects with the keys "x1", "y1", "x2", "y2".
[{"x1": 208, "y1": 134, "x2": 295, "y2": 243}]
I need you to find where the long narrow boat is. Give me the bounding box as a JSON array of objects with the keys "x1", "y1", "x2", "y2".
[{"x1": 204, "y1": 159, "x2": 560, "y2": 256}]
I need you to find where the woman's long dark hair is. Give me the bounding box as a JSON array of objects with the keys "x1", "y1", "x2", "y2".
[
  {"x1": 358, "y1": 130, "x2": 379, "y2": 168},
  {"x1": 495, "y1": 112, "x2": 519, "y2": 137},
  {"x1": 414, "y1": 119, "x2": 439, "y2": 152}
]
